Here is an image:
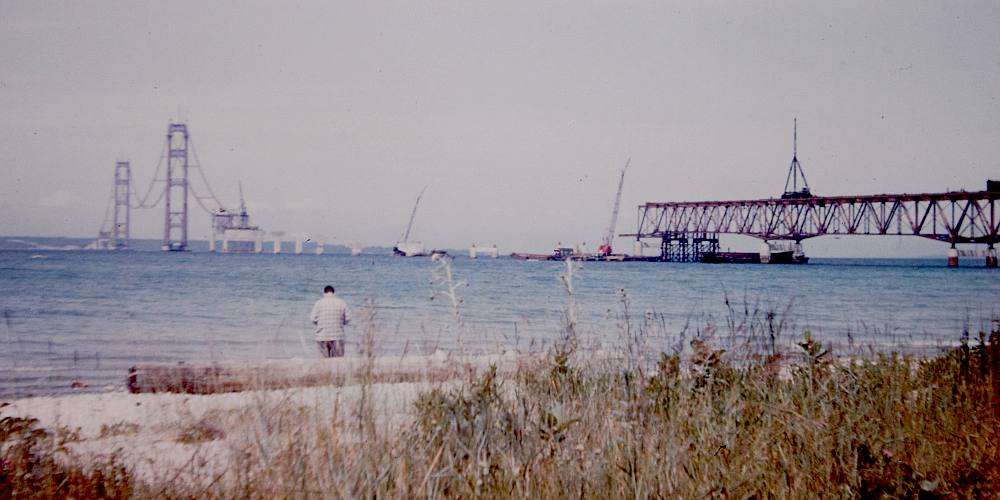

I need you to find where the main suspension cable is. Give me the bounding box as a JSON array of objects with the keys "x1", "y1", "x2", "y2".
[
  {"x1": 189, "y1": 183, "x2": 223, "y2": 215},
  {"x1": 97, "y1": 179, "x2": 115, "y2": 234},
  {"x1": 131, "y1": 139, "x2": 168, "y2": 209},
  {"x1": 188, "y1": 138, "x2": 228, "y2": 214}
]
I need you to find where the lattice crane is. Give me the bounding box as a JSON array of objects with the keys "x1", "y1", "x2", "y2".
[{"x1": 598, "y1": 158, "x2": 630, "y2": 256}]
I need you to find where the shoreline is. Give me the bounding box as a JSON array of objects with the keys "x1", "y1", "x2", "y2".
[
  {"x1": 2, "y1": 352, "x2": 536, "y2": 483},
  {"x1": 3, "y1": 341, "x2": 998, "y2": 496}
]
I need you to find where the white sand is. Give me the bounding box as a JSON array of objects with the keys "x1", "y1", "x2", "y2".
[{"x1": 2, "y1": 351, "x2": 537, "y2": 485}]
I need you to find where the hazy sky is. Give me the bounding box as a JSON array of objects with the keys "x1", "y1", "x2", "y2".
[{"x1": 2, "y1": 1, "x2": 998, "y2": 255}]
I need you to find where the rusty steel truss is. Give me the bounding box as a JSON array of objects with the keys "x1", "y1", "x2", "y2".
[{"x1": 625, "y1": 190, "x2": 999, "y2": 247}]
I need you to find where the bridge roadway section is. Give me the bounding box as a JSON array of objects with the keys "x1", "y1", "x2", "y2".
[{"x1": 623, "y1": 189, "x2": 999, "y2": 267}]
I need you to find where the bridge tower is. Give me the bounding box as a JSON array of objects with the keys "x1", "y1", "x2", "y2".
[
  {"x1": 163, "y1": 123, "x2": 189, "y2": 251},
  {"x1": 112, "y1": 161, "x2": 131, "y2": 249}
]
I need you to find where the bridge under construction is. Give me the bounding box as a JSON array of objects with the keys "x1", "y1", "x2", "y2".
[
  {"x1": 623, "y1": 121, "x2": 999, "y2": 268},
  {"x1": 624, "y1": 185, "x2": 999, "y2": 267},
  {"x1": 94, "y1": 122, "x2": 330, "y2": 254}
]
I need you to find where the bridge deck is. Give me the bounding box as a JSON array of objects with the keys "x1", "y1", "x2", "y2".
[{"x1": 623, "y1": 190, "x2": 998, "y2": 245}]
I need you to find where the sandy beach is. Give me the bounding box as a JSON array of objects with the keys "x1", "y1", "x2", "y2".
[{"x1": 2, "y1": 352, "x2": 534, "y2": 485}]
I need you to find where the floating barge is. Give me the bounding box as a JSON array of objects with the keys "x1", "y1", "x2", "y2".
[
  {"x1": 702, "y1": 250, "x2": 808, "y2": 264},
  {"x1": 510, "y1": 251, "x2": 805, "y2": 264},
  {"x1": 510, "y1": 246, "x2": 633, "y2": 262},
  {"x1": 511, "y1": 235, "x2": 807, "y2": 264}
]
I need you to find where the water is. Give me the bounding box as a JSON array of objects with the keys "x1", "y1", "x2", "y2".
[{"x1": 1, "y1": 246, "x2": 997, "y2": 398}]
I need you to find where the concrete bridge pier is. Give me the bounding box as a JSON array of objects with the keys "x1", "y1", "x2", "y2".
[
  {"x1": 987, "y1": 246, "x2": 997, "y2": 268},
  {"x1": 759, "y1": 241, "x2": 771, "y2": 264},
  {"x1": 793, "y1": 241, "x2": 805, "y2": 261},
  {"x1": 947, "y1": 246, "x2": 959, "y2": 267}
]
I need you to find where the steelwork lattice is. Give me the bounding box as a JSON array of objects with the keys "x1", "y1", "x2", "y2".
[
  {"x1": 112, "y1": 161, "x2": 131, "y2": 249},
  {"x1": 163, "y1": 124, "x2": 189, "y2": 251},
  {"x1": 626, "y1": 189, "x2": 999, "y2": 247}
]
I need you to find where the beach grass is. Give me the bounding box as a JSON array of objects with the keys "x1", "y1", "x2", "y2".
[{"x1": 3, "y1": 324, "x2": 998, "y2": 498}]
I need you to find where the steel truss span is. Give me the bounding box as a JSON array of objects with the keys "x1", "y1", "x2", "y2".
[{"x1": 625, "y1": 191, "x2": 999, "y2": 246}]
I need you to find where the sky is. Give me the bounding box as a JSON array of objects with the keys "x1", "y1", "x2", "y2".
[{"x1": 1, "y1": 1, "x2": 998, "y2": 256}]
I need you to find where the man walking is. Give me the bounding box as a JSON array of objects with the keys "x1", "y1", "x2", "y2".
[{"x1": 310, "y1": 285, "x2": 351, "y2": 357}]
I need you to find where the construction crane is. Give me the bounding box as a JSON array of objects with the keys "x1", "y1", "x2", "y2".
[
  {"x1": 781, "y1": 118, "x2": 814, "y2": 199},
  {"x1": 401, "y1": 185, "x2": 427, "y2": 243},
  {"x1": 598, "y1": 158, "x2": 630, "y2": 256},
  {"x1": 237, "y1": 181, "x2": 250, "y2": 227},
  {"x1": 393, "y1": 186, "x2": 428, "y2": 256}
]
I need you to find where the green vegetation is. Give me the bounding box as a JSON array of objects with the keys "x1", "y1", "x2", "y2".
[
  {"x1": 394, "y1": 329, "x2": 999, "y2": 498},
  {"x1": 5, "y1": 325, "x2": 997, "y2": 498}
]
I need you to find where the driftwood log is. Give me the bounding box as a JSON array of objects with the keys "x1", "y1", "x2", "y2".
[{"x1": 127, "y1": 353, "x2": 535, "y2": 395}]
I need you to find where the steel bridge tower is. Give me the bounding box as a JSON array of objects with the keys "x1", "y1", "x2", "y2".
[
  {"x1": 163, "y1": 123, "x2": 189, "y2": 251},
  {"x1": 112, "y1": 161, "x2": 131, "y2": 249}
]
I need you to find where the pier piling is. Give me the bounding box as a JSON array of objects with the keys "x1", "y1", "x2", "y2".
[{"x1": 948, "y1": 247, "x2": 959, "y2": 267}]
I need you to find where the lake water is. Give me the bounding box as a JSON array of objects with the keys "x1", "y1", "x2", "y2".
[{"x1": 1, "y1": 244, "x2": 998, "y2": 398}]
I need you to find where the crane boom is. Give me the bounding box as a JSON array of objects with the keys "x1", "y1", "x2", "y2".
[
  {"x1": 599, "y1": 158, "x2": 630, "y2": 256},
  {"x1": 782, "y1": 118, "x2": 814, "y2": 199},
  {"x1": 238, "y1": 181, "x2": 246, "y2": 214},
  {"x1": 401, "y1": 186, "x2": 427, "y2": 243},
  {"x1": 237, "y1": 181, "x2": 250, "y2": 227}
]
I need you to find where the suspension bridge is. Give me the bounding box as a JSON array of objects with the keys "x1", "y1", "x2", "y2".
[{"x1": 94, "y1": 123, "x2": 331, "y2": 254}]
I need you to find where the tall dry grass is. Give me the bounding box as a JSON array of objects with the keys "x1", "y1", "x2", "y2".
[{"x1": 7, "y1": 326, "x2": 997, "y2": 498}]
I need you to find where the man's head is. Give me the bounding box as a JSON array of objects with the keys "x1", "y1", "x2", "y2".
[{"x1": 323, "y1": 285, "x2": 335, "y2": 294}]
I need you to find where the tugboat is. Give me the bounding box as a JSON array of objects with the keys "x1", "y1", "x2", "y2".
[{"x1": 510, "y1": 243, "x2": 590, "y2": 261}]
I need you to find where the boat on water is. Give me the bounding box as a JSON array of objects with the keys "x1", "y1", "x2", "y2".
[
  {"x1": 391, "y1": 241, "x2": 448, "y2": 258},
  {"x1": 510, "y1": 246, "x2": 630, "y2": 262},
  {"x1": 393, "y1": 186, "x2": 446, "y2": 258},
  {"x1": 509, "y1": 252, "x2": 557, "y2": 261},
  {"x1": 511, "y1": 241, "x2": 808, "y2": 264},
  {"x1": 510, "y1": 245, "x2": 575, "y2": 261},
  {"x1": 768, "y1": 250, "x2": 809, "y2": 264},
  {"x1": 510, "y1": 159, "x2": 634, "y2": 263},
  {"x1": 511, "y1": 249, "x2": 807, "y2": 264},
  {"x1": 701, "y1": 250, "x2": 808, "y2": 264},
  {"x1": 392, "y1": 241, "x2": 427, "y2": 257}
]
